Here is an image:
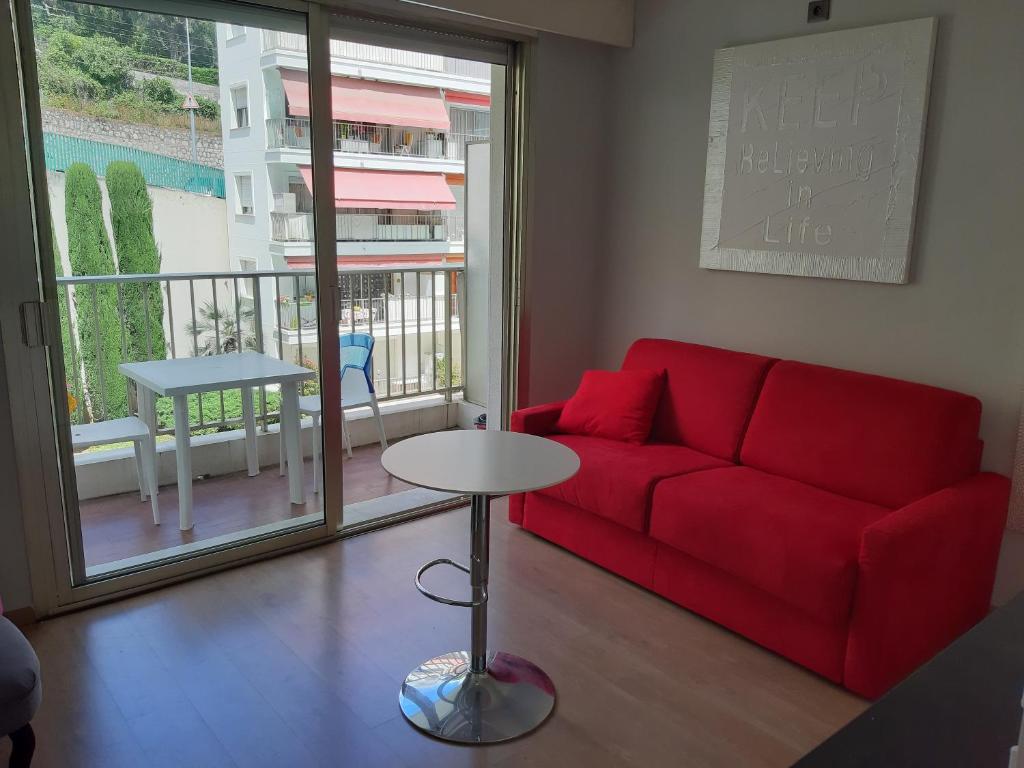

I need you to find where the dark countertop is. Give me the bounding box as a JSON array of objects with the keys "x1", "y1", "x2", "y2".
[{"x1": 795, "y1": 591, "x2": 1024, "y2": 767}]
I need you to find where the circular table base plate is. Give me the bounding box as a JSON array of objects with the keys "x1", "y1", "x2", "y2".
[{"x1": 399, "y1": 650, "x2": 556, "y2": 743}]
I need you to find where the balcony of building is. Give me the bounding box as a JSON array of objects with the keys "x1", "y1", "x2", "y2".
[
  {"x1": 59, "y1": 266, "x2": 473, "y2": 574},
  {"x1": 260, "y1": 30, "x2": 491, "y2": 92},
  {"x1": 269, "y1": 210, "x2": 464, "y2": 246},
  {"x1": 266, "y1": 117, "x2": 488, "y2": 165}
]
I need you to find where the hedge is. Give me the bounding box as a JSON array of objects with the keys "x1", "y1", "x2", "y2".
[
  {"x1": 154, "y1": 388, "x2": 282, "y2": 435},
  {"x1": 131, "y1": 52, "x2": 218, "y2": 86},
  {"x1": 65, "y1": 163, "x2": 127, "y2": 420},
  {"x1": 105, "y1": 161, "x2": 167, "y2": 364}
]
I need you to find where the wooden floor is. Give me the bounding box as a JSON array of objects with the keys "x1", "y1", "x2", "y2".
[
  {"x1": 81, "y1": 443, "x2": 413, "y2": 567},
  {"x1": 2, "y1": 501, "x2": 867, "y2": 767}
]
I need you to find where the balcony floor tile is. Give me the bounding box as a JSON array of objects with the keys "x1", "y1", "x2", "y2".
[{"x1": 80, "y1": 443, "x2": 412, "y2": 569}]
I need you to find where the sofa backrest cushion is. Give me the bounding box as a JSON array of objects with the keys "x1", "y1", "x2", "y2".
[
  {"x1": 740, "y1": 360, "x2": 983, "y2": 508},
  {"x1": 621, "y1": 338, "x2": 776, "y2": 461}
]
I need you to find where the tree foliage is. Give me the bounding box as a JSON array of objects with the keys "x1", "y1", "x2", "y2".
[
  {"x1": 65, "y1": 162, "x2": 127, "y2": 420},
  {"x1": 38, "y1": 29, "x2": 132, "y2": 100},
  {"x1": 185, "y1": 301, "x2": 257, "y2": 357},
  {"x1": 32, "y1": 1, "x2": 218, "y2": 69},
  {"x1": 35, "y1": 15, "x2": 220, "y2": 129},
  {"x1": 105, "y1": 161, "x2": 167, "y2": 365},
  {"x1": 51, "y1": 217, "x2": 80, "y2": 424}
]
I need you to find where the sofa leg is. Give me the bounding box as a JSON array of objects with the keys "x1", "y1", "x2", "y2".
[{"x1": 8, "y1": 723, "x2": 35, "y2": 768}]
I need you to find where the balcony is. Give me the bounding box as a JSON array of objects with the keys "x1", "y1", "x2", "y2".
[
  {"x1": 59, "y1": 266, "x2": 468, "y2": 571},
  {"x1": 266, "y1": 118, "x2": 486, "y2": 163},
  {"x1": 261, "y1": 30, "x2": 491, "y2": 81},
  {"x1": 270, "y1": 211, "x2": 464, "y2": 245}
]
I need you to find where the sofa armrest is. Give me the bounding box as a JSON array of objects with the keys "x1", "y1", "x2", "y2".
[
  {"x1": 510, "y1": 400, "x2": 566, "y2": 437},
  {"x1": 508, "y1": 401, "x2": 566, "y2": 524},
  {"x1": 844, "y1": 472, "x2": 1010, "y2": 698}
]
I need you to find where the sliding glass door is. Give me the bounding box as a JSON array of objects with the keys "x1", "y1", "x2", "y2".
[
  {"x1": 7, "y1": 0, "x2": 516, "y2": 610},
  {"x1": 322, "y1": 14, "x2": 511, "y2": 529},
  {"x1": 12, "y1": 0, "x2": 343, "y2": 604}
]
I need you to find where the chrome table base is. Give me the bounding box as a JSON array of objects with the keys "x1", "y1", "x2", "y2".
[
  {"x1": 399, "y1": 650, "x2": 556, "y2": 743},
  {"x1": 401, "y1": 494, "x2": 556, "y2": 743}
]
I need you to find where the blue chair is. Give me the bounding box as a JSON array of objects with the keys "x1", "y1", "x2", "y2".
[
  {"x1": 339, "y1": 333, "x2": 388, "y2": 458},
  {"x1": 279, "y1": 333, "x2": 388, "y2": 492}
]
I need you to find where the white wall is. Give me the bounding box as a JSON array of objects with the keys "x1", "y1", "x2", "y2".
[
  {"x1": 518, "y1": 33, "x2": 612, "y2": 406},
  {"x1": 599, "y1": 0, "x2": 1024, "y2": 601}
]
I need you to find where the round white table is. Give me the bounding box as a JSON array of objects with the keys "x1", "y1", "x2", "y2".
[{"x1": 381, "y1": 430, "x2": 579, "y2": 744}]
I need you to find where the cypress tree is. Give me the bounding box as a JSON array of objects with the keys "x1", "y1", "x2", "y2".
[
  {"x1": 51, "y1": 219, "x2": 80, "y2": 423},
  {"x1": 105, "y1": 161, "x2": 167, "y2": 362},
  {"x1": 65, "y1": 162, "x2": 127, "y2": 420}
]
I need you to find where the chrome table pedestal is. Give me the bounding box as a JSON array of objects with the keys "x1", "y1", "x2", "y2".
[{"x1": 399, "y1": 493, "x2": 556, "y2": 743}]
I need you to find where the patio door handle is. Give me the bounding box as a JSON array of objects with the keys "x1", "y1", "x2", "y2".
[{"x1": 20, "y1": 301, "x2": 51, "y2": 348}]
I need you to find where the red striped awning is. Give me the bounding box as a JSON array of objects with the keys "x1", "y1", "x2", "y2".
[
  {"x1": 280, "y1": 69, "x2": 450, "y2": 131},
  {"x1": 299, "y1": 167, "x2": 456, "y2": 210}
]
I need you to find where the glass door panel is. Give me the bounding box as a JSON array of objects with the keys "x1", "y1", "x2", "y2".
[
  {"x1": 25, "y1": 0, "x2": 329, "y2": 583},
  {"x1": 323, "y1": 20, "x2": 507, "y2": 528}
]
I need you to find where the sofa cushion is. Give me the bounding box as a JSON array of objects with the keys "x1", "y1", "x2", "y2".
[
  {"x1": 741, "y1": 361, "x2": 983, "y2": 508},
  {"x1": 556, "y1": 368, "x2": 665, "y2": 444},
  {"x1": 649, "y1": 467, "x2": 890, "y2": 625},
  {"x1": 621, "y1": 338, "x2": 776, "y2": 461},
  {"x1": 538, "y1": 435, "x2": 729, "y2": 532}
]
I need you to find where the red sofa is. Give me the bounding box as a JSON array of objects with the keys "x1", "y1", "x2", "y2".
[{"x1": 509, "y1": 338, "x2": 1010, "y2": 698}]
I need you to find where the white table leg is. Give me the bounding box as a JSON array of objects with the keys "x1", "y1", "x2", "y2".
[
  {"x1": 138, "y1": 386, "x2": 158, "y2": 490},
  {"x1": 281, "y1": 382, "x2": 304, "y2": 505},
  {"x1": 241, "y1": 386, "x2": 258, "y2": 477},
  {"x1": 172, "y1": 394, "x2": 193, "y2": 530}
]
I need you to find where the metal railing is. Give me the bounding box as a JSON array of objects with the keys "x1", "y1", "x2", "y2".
[
  {"x1": 261, "y1": 31, "x2": 491, "y2": 80},
  {"x1": 270, "y1": 211, "x2": 464, "y2": 244},
  {"x1": 58, "y1": 266, "x2": 464, "y2": 435},
  {"x1": 266, "y1": 117, "x2": 487, "y2": 162}
]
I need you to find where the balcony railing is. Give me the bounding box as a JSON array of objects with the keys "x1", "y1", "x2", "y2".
[
  {"x1": 57, "y1": 267, "x2": 464, "y2": 434},
  {"x1": 261, "y1": 30, "x2": 491, "y2": 80},
  {"x1": 266, "y1": 118, "x2": 487, "y2": 162},
  {"x1": 270, "y1": 211, "x2": 464, "y2": 244}
]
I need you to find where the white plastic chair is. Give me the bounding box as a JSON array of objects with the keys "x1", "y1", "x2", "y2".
[
  {"x1": 278, "y1": 368, "x2": 389, "y2": 493},
  {"x1": 71, "y1": 416, "x2": 159, "y2": 524}
]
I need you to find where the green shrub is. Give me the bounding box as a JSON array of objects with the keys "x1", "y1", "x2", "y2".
[
  {"x1": 37, "y1": 57, "x2": 103, "y2": 100},
  {"x1": 140, "y1": 76, "x2": 181, "y2": 110},
  {"x1": 43, "y1": 30, "x2": 132, "y2": 99},
  {"x1": 136, "y1": 77, "x2": 218, "y2": 121},
  {"x1": 65, "y1": 163, "x2": 127, "y2": 420},
  {"x1": 195, "y1": 95, "x2": 219, "y2": 121},
  {"x1": 130, "y1": 53, "x2": 218, "y2": 86},
  {"x1": 154, "y1": 388, "x2": 282, "y2": 435},
  {"x1": 105, "y1": 161, "x2": 167, "y2": 364}
]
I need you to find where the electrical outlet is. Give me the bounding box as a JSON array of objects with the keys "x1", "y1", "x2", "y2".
[{"x1": 807, "y1": 0, "x2": 831, "y2": 22}]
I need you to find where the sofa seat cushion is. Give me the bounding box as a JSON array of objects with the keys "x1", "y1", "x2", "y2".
[
  {"x1": 538, "y1": 435, "x2": 730, "y2": 532},
  {"x1": 649, "y1": 467, "x2": 890, "y2": 625}
]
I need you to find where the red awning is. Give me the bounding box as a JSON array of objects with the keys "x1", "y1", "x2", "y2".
[
  {"x1": 445, "y1": 91, "x2": 491, "y2": 107},
  {"x1": 299, "y1": 167, "x2": 456, "y2": 210},
  {"x1": 279, "y1": 69, "x2": 450, "y2": 131}
]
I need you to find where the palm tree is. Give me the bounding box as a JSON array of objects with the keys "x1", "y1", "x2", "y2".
[{"x1": 184, "y1": 300, "x2": 257, "y2": 356}]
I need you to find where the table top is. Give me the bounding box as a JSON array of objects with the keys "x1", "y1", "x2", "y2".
[
  {"x1": 120, "y1": 352, "x2": 313, "y2": 396},
  {"x1": 381, "y1": 430, "x2": 579, "y2": 496},
  {"x1": 795, "y1": 590, "x2": 1024, "y2": 767}
]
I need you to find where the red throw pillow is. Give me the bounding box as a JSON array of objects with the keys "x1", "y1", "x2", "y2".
[{"x1": 556, "y1": 369, "x2": 665, "y2": 444}]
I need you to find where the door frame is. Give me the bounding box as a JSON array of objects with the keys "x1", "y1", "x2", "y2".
[{"x1": 3, "y1": 0, "x2": 527, "y2": 617}]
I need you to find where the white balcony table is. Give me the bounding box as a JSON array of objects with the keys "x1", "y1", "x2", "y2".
[{"x1": 120, "y1": 352, "x2": 314, "y2": 531}]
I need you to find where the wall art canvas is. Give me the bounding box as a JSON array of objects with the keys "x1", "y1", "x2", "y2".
[{"x1": 699, "y1": 18, "x2": 937, "y2": 283}]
